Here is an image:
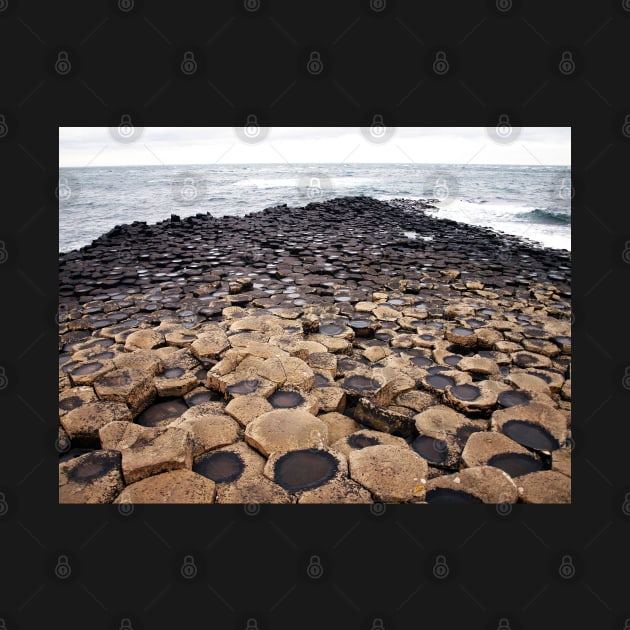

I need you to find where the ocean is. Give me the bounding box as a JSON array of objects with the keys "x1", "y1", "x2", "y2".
[{"x1": 58, "y1": 163, "x2": 571, "y2": 254}]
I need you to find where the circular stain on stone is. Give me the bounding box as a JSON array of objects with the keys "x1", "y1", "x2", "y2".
[
  {"x1": 162, "y1": 367, "x2": 185, "y2": 379},
  {"x1": 66, "y1": 451, "x2": 120, "y2": 483},
  {"x1": 273, "y1": 449, "x2": 339, "y2": 492},
  {"x1": 502, "y1": 420, "x2": 559, "y2": 451},
  {"x1": 59, "y1": 396, "x2": 82, "y2": 411},
  {"x1": 193, "y1": 451, "x2": 244, "y2": 483},
  {"x1": 227, "y1": 379, "x2": 260, "y2": 395},
  {"x1": 498, "y1": 390, "x2": 531, "y2": 408},
  {"x1": 91, "y1": 351, "x2": 116, "y2": 361},
  {"x1": 411, "y1": 435, "x2": 449, "y2": 464},
  {"x1": 99, "y1": 371, "x2": 132, "y2": 387},
  {"x1": 70, "y1": 362, "x2": 103, "y2": 376},
  {"x1": 444, "y1": 355, "x2": 462, "y2": 366},
  {"x1": 450, "y1": 384, "x2": 480, "y2": 401},
  {"x1": 452, "y1": 327, "x2": 474, "y2": 336},
  {"x1": 186, "y1": 391, "x2": 213, "y2": 406},
  {"x1": 420, "y1": 334, "x2": 435, "y2": 341},
  {"x1": 425, "y1": 374, "x2": 455, "y2": 390},
  {"x1": 425, "y1": 488, "x2": 483, "y2": 504},
  {"x1": 268, "y1": 389, "x2": 305, "y2": 408},
  {"x1": 350, "y1": 319, "x2": 370, "y2": 328},
  {"x1": 344, "y1": 375, "x2": 380, "y2": 391},
  {"x1": 347, "y1": 433, "x2": 380, "y2": 449},
  {"x1": 411, "y1": 355, "x2": 433, "y2": 368},
  {"x1": 136, "y1": 398, "x2": 189, "y2": 427},
  {"x1": 487, "y1": 453, "x2": 543, "y2": 477},
  {"x1": 319, "y1": 324, "x2": 345, "y2": 336},
  {"x1": 314, "y1": 373, "x2": 332, "y2": 387}
]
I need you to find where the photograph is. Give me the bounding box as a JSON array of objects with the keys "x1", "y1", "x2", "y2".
[{"x1": 58, "y1": 125, "x2": 571, "y2": 505}]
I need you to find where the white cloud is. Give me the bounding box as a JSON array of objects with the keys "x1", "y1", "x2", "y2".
[{"x1": 59, "y1": 126, "x2": 570, "y2": 167}]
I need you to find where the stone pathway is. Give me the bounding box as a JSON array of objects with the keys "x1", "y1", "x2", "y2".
[{"x1": 58, "y1": 196, "x2": 571, "y2": 504}]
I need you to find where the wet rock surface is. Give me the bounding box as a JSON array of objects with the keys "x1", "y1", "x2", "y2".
[{"x1": 59, "y1": 196, "x2": 571, "y2": 503}]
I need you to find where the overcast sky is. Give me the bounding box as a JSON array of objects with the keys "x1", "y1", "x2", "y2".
[{"x1": 59, "y1": 126, "x2": 570, "y2": 167}]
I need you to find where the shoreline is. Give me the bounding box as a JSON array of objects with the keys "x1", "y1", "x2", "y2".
[{"x1": 59, "y1": 196, "x2": 571, "y2": 504}]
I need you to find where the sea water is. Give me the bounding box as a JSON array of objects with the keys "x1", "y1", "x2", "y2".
[{"x1": 58, "y1": 163, "x2": 571, "y2": 253}]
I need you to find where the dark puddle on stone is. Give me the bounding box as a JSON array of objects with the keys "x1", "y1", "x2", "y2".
[
  {"x1": 59, "y1": 448, "x2": 93, "y2": 463},
  {"x1": 70, "y1": 362, "x2": 103, "y2": 376},
  {"x1": 411, "y1": 355, "x2": 433, "y2": 368},
  {"x1": 162, "y1": 367, "x2": 185, "y2": 379},
  {"x1": 59, "y1": 354, "x2": 72, "y2": 366},
  {"x1": 450, "y1": 384, "x2": 480, "y2": 401},
  {"x1": 268, "y1": 389, "x2": 305, "y2": 408},
  {"x1": 347, "y1": 433, "x2": 380, "y2": 449},
  {"x1": 90, "y1": 351, "x2": 116, "y2": 361},
  {"x1": 344, "y1": 375, "x2": 380, "y2": 391},
  {"x1": 186, "y1": 391, "x2": 213, "y2": 406},
  {"x1": 502, "y1": 420, "x2": 559, "y2": 451},
  {"x1": 498, "y1": 390, "x2": 531, "y2": 408},
  {"x1": 136, "y1": 398, "x2": 188, "y2": 427},
  {"x1": 487, "y1": 452, "x2": 543, "y2": 477},
  {"x1": 193, "y1": 451, "x2": 244, "y2": 483},
  {"x1": 319, "y1": 324, "x2": 345, "y2": 336},
  {"x1": 425, "y1": 488, "x2": 483, "y2": 504},
  {"x1": 66, "y1": 451, "x2": 120, "y2": 483},
  {"x1": 273, "y1": 448, "x2": 339, "y2": 492},
  {"x1": 99, "y1": 371, "x2": 132, "y2": 387},
  {"x1": 444, "y1": 355, "x2": 462, "y2": 366},
  {"x1": 411, "y1": 435, "x2": 449, "y2": 464},
  {"x1": 427, "y1": 365, "x2": 449, "y2": 375},
  {"x1": 314, "y1": 373, "x2": 332, "y2": 387},
  {"x1": 59, "y1": 396, "x2": 83, "y2": 411},
  {"x1": 452, "y1": 327, "x2": 474, "y2": 336},
  {"x1": 420, "y1": 334, "x2": 435, "y2": 341},
  {"x1": 425, "y1": 374, "x2": 455, "y2": 391},
  {"x1": 227, "y1": 379, "x2": 260, "y2": 395}
]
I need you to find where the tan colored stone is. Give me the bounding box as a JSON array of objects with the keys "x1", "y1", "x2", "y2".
[
  {"x1": 207, "y1": 369, "x2": 278, "y2": 399},
  {"x1": 363, "y1": 345, "x2": 391, "y2": 363},
  {"x1": 354, "y1": 398, "x2": 416, "y2": 438},
  {"x1": 169, "y1": 403, "x2": 240, "y2": 457},
  {"x1": 349, "y1": 444, "x2": 429, "y2": 502},
  {"x1": 124, "y1": 329, "x2": 165, "y2": 351},
  {"x1": 318, "y1": 412, "x2": 361, "y2": 444},
  {"x1": 552, "y1": 447, "x2": 572, "y2": 477},
  {"x1": 215, "y1": 475, "x2": 292, "y2": 503},
  {"x1": 256, "y1": 355, "x2": 315, "y2": 391},
  {"x1": 154, "y1": 346, "x2": 199, "y2": 371},
  {"x1": 461, "y1": 431, "x2": 539, "y2": 469},
  {"x1": 561, "y1": 379, "x2": 571, "y2": 400},
  {"x1": 521, "y1": 338, "x2": 561, "y2": 358},
  {"x1": 59, "y1": 450, "x2": 124, "y2": 504},
  {"x1": 113, "y1": 349, "x2": 163, "y2": 375},
  {"x1": 94, "y1": 367, "x2": 156, "y2": 415},
  {"x1": 120, "y1": 427, "x2": 193, "y2": 485},
  {"x1": 458, "y1": 355, "x2": 500, "y2": 376},
  {"x1": 306, "y1": 334, "x2": 352, "y2": 354},
  {"x1": 444, "y1": 379, "x2": 500, "y2": 415},
  {"x1": 244, "y1": 409, "x2": 328, "y2": 457},
  {"x1": 494, "y1": 340, "x2": 523, "y2": 353},
  {"x1": 60, "y1": 400, "x2": 133, "y2": 446},
  {"x1": 490, "y1": 402, "x2": 569, "y2": 446},
  {"x1": 396, "y1": 390, "x2": 437, "y2": 413},
  {"x1": 372, "y1": 305, "x2": 401, "y2": 321},
  {"x1": 190, "y1": 328, "x2": 230, "y2": 360},
  {"x1": 59, "y1": 386, "x2": 98, "y2": 416},
  {"x1": 99, "y1": 420, "x2": 146, "y2": 450},
  {"x1": 507, "y1": 372, "x2": 551, "y2": 397},
  {"x1": 331, "y1": 429, "x2": 408, "y2": 459},
  {"x1": 114, "y1": 469, "x2": 216, "y2": 504},
  {"x1": 354, "y1": 301, "x2": 377, "y2": 313},
  {"x1": 515, "y1": 470, "x2": 571, "y2": 503},
  {"x1": 154, "y1": 371, "x2": 199, "y2": 397},
  {"x1": 307, "y1": 352, "x2": 338, "y2": 379},
  {"x1": 297, "y1": 478, "x2": 373, "y2": 503},
  {"x1": 68, "y1": 359, "x2": 116, "y2": 386},
  {"x1": 310, "y1": 386, "x2": 346, "y2": 413},
  {"x1": 225, "y1": 394, "x2": 274, "y2": 427},
  {"x1": 425, "y1": 466, "x2": 518, "y2": 504}
]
